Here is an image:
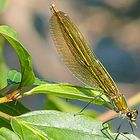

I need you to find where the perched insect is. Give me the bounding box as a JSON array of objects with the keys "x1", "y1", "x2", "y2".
[{"x1": 49, "y1": 4, "x2": 138, "y2": 139}]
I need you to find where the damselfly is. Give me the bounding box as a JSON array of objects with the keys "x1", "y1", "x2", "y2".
[{"x1": 49, "y1": 4, "x2": 138, "y2": 139}]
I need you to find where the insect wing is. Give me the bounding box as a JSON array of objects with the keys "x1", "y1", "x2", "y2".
[{"x1": 50, "y1": 9, "x2": 119, "y2": 96}]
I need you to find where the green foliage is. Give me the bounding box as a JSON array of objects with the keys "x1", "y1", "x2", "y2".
[
  {"x1": 0, "y1": 96, "x2": 29, "y2": 129},
  {"x1": 0, "y1": 55, "x2": 8, "y2": 89},
  {"x1": 0, "y1": 127, "x2": 20, "y2": 140},
  {"x1": 45, "y1": 95, "x2": 99, "y2": 118},
  {"x1": 7, "y1": 70, "x2": 21, "y2": 84},
  {"x1": 10, "y1": 110, "x2": 139, "y2": 140},
  {"x1": 34, "y1": 77, "x2": 56, "y2": 85},
  {"x1": 0, "y1": 25, "x2": 33, "y2": 130},
  {"x1": 0, "y1": 25, "x2": 35, "y2": 88},
  {"x1": 0, "y1": 37, "x2": 8, "y2": 89},
  {"x1": 7, "y1": 70, "x2": 55, "y2": 85},
  {"x1": 24, "y1": 83, "x2": 111, "y2": 109},
  {"x1": 0, "y1": 12, "x2": 139, "y2": 140},
  {"x1": 6, "y1": 70, "x2": 111, "y2": 109}
]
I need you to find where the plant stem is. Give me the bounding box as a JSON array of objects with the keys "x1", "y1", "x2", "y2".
[
  {"x1": 0, "y1": 89, "x2": 21, "y2": 104},
  {"x1": 0, "y1": 111, "x2": 13, "y2": 120},
  {"x1": 97, "y1": 93, "x2": 140, "y2": 121}
]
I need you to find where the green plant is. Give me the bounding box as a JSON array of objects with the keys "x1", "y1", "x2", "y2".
[
  {"x1": 0, "y1": 3, "x2": 139, "y2": 140},
  {"x1": 0, "y1": 25, "x2": 139, "y2": 140}
]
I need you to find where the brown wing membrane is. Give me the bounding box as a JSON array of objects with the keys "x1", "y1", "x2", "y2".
[{"x1": 49, "y1": 6, "x2": 119, "y2": 97}]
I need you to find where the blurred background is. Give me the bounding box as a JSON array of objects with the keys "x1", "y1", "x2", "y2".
[{"x1": 0, "y1": 0, "x2": 140, "y2": 137}]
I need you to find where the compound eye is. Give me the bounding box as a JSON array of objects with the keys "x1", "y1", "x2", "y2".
[{"x1": 127, "y1": 112, "x2": 131, "y2": 118}]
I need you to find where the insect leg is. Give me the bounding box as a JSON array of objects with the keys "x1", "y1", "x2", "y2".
[
  {"x1": 128, "y1": 121, "x2": 134, "y2": 135},
  {"x1": 74, "y1": 93, "x2": 104, "y2": 116},
  {"x1": 115, "y1": 121, "x2": 131, "y2": 140},
  {"x1": 101, "y1": 117, "x2": 119, "y2": 140}
]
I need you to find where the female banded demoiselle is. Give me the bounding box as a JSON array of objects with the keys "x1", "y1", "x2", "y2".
[{"x1": 49, "y1": 4, "x2": 138, "y2": 139}]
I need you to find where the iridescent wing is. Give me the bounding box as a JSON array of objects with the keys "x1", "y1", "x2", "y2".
[{"x1": 49, "y1": 5, "x2": 119, "y2": 96}]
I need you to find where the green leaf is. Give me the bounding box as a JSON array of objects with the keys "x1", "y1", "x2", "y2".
[
  {"x1": 0, "y1": 127, "x2": 20, "y2": 140},
  {"x1": 0, "y1": 0, "x2": 8, "y2": 12},
  {"x1": 7, "y1": 70, "x2": 21, "y2": 84},
  {"x1": 0, "y1": 100, "x2": 29, "y2": 116},
  {"x1": 10, "y1": 110, "x2": 139, "y2": 140},
  {"x1": 7, "y1": 70, "x2": 55, "y2": 85},
  {"x1": 0, "y1": 37, "x2": 8, "y2": 89},
  {"x1": 24, "y1": 84, "x2": 111, "y2": 109},
  {"x1": 0, "y1": 62, "x2": 8, "y2": 89},
  {"x1": 0, "y1": 25, "x2": 35, "y2": 88},
  {"x1": 45, "y1": 95, "x2": 99, "y2": 118},
  {"x1": 34, "y1": 78, "x2": 56, "y2": 85}
]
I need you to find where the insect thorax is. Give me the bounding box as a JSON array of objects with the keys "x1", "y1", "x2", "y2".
[
  {"x1": 110, "y1": 93, "x2": 129, "y2": 113},
  {"x1": 110, "y1": 93, "x2": 138, "y2": 125}
]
